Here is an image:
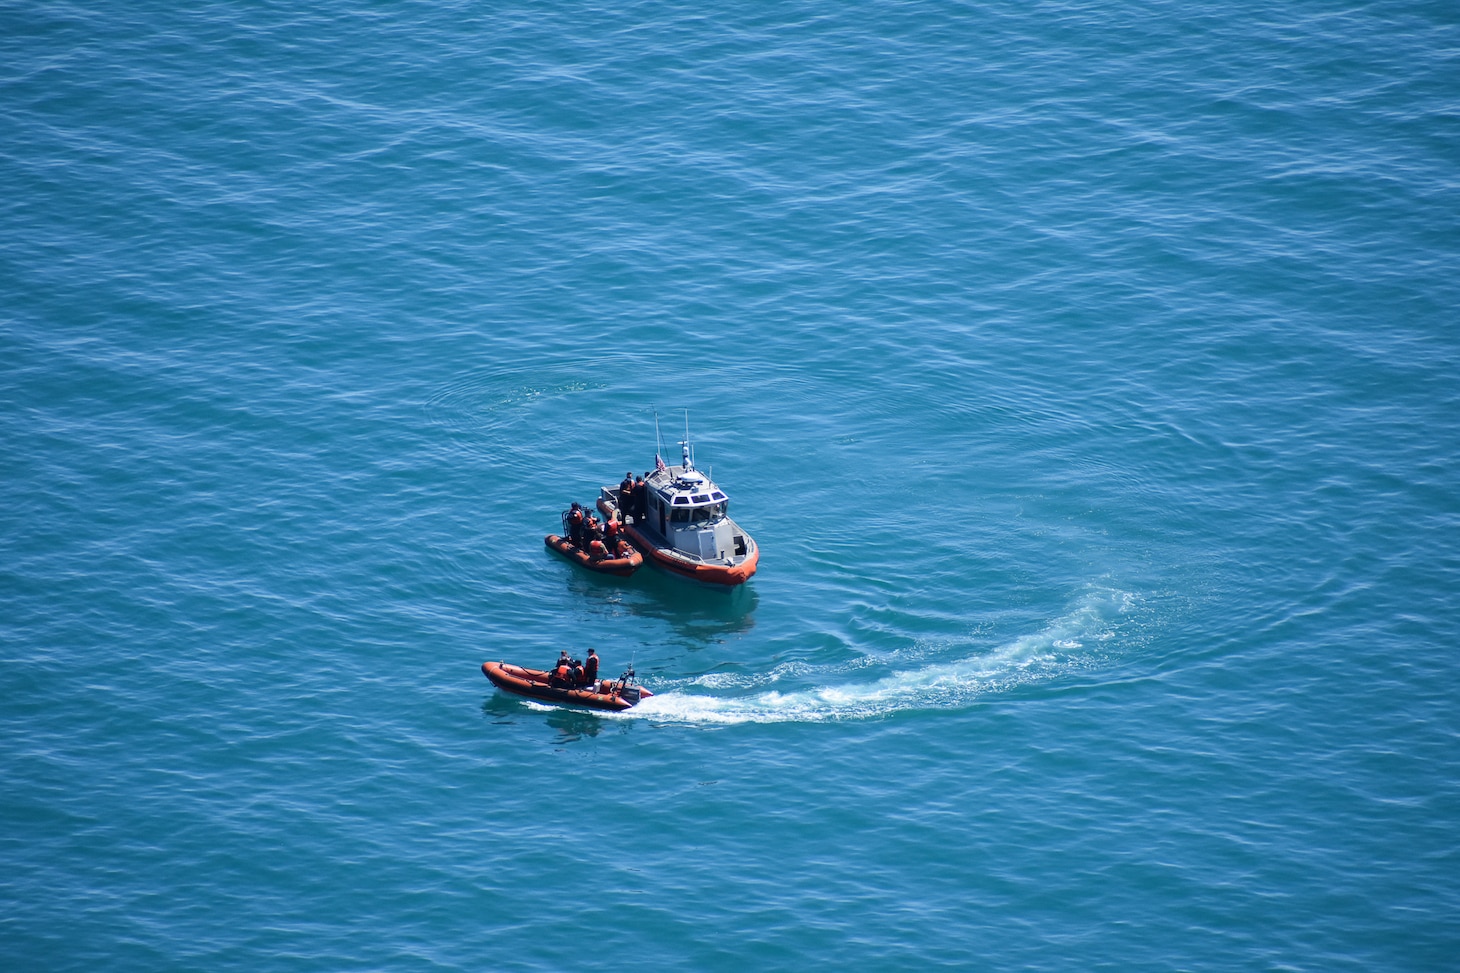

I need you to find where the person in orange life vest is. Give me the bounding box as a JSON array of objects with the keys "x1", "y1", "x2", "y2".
[
  {"x1": 568, "y1": 658, "x2": 584, "y2": 686},
  {"x1": 583, "y1": 648, "x2": 599, "y2": 687},
  {"x1": 604, "y1": 514, "x2": 621, "y2": 550},
  {"x1": 614, "y1": 538, "x2": 633, "y2": 559},
  {"x1": 587, "y1": 537, "x2": 608, "y2": 560},
  {"x1": 549, "y1": 651, "x2": 571, "y2": 687},
  {"x1": 585, "y1": 514, "x2": 602, "y2": 543},
  {"x1": 567, "y1": 502, "x2": 586, "y2": 547}
]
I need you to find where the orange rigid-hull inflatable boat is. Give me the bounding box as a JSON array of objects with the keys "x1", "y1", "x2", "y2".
[
  {"x1": 544, "y1": 533, "x2": 642, "y2": 577},
  {"x1": 482, "y1": 661, "x2": 653, "y2": 712}
]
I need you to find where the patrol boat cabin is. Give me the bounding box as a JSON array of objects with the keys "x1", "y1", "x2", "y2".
[{"x1": 598, "y1": 440, "x2": 759, "y2": 587}]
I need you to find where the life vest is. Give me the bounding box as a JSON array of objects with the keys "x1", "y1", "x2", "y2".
[{"x1": 588, "y1": 539, "x2": 608, "y2": 559}]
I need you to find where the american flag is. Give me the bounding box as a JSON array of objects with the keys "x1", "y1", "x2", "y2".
[{"x1": 654, "y1": 453, "x2": 667, "y2": 472}]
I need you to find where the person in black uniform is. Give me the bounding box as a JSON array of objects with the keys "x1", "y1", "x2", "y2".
[
  {"x1": 633, "y1": 475, "x2": 648, "y2": 521},
  {"x1": 619, "y1": 473, "x2": 635, "y2": 522},
  {"x1": 566, "y1": 502, "x2": 585, "y2": 547}
]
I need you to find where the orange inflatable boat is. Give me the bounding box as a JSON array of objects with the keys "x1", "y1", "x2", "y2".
[{"x1": 482, "y1": 661, "x2": 652, "y2": 712}]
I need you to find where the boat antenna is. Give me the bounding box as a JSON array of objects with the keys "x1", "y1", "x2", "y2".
[
  {"x1": 681, "y1": 410, "x2": 694, "y2": 470},
  {"x1": 654, "y1": 410, "x2": 665, "y2": 468}
]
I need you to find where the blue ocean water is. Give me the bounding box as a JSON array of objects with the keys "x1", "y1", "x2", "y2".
[{"x1": 3, "y1": 0, "x2": 1458, "y2": 969}]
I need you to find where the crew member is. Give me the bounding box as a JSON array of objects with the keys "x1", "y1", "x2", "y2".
[
  {"x1": 633, "y1": 475, "x2": 648, "y2": 520},
  {"x1": 567, "y1": 502, "x2": 585, "y2": 547},
  {"x1": 619, "y1": 473, "x2": 635, "y2": 521},
  {"x1": 550, "y1": 654, "x2": 572, "y2": 687},
  {"x1": 583, "y1": 648, "x2": 599, "y2": 687},
  {"x1": 604, "y1": 514, "x2": 621, "y2": 550},
  {"x1": 587, "y1": 537, "x2": 608, "y2": 560}
]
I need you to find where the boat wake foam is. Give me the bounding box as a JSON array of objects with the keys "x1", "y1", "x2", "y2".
[{"x1": 620, "y1": 587, "x2": 1136, "y2": 725}]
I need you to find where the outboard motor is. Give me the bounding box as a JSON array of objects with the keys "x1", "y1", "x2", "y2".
[{"x1": 617, "y1": 667, "x2": 642, "y2": 705}]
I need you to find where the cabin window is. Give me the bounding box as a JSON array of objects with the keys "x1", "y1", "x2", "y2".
[
  {"x1": 672, "y1": 496, "x2": 689, "y2": 505},
  {"x1": 691, "y1": 494, "x2": 710, "y2": 504},
  {"x1": 711, "y1": 491, "x2": 726, "y2": 501},
  {"x1": 670, "y1": 508, "x2": 690, "y2": 523},
  {"x1": 687, "y1": 503, "x2": 725, "y2": 524}
]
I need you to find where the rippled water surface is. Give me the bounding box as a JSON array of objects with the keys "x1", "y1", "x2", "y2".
[{"x1": 3, "y1": 1, "x2": 1458, "y2": 970}]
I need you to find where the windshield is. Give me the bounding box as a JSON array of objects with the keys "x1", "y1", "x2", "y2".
[
  {"x1": 692, "y1": 502, "x2": 725, "y2": 523},
  {"x1": 670, "y1": 501, "x2": 726, "y2": 525}
]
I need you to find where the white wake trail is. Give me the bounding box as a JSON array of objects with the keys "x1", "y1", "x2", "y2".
[{"x1": 623, "y1": 587, "x2": 1134, "y2": 725}]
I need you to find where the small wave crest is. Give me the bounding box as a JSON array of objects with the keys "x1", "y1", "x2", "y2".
[{"x1": 618, "y1": 587, "x2": 1135, "y2": 724}]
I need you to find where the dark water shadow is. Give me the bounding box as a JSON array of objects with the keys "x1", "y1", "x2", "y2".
[
  {"x1": 625, "y1": 568, "x2": 759, "y2": 639},
  {"x1": 480, "y1": 693, "x2": 618, "y2": 743},
  {"x1": 543, "y1": 707, "x2": 607, "y2": 741},
  {"x1": 481, "y1": 692, "x2": 525, "y2": 723}
]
